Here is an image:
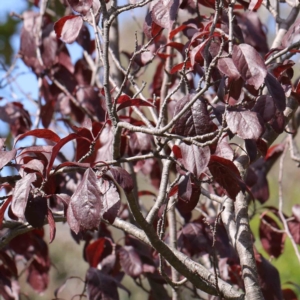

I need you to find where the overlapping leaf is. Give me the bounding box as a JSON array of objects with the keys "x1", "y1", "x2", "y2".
[
  {"x1": 54, "y1": 16, "x2": 83, "y2": 44},
  {"x1": 259, "y1": 214, "x2": 286, "y2": 258},
  {"x1": 226, "y1": 110, "x2": 264, "y2": 140},
  {"x1": 11, "y1": 173, "x2": 37, "y2": 220},
  {"x1": 178, "y1": 143, "x2": 210, "y2": 178},
  {"x1": 97, "y1": 178, "x2": 120, "y2": 224},
  {"x1": 232, "y1": 44, "x2": 267, "y2": 89},
  {"x1": 208, "y1": 156, "x2": 243, "y2": 199},
  {"x1": 67, "y1": 168, "x2": 102, "y2": 234},
  {"x1": 151, "y1": 0, "x2": 180, "y2": 29},
  {"x1": 118, "y1": 246, "x2": 143, "y2": 277},
  {"x1": 173, "y1": 94, "x2": 215, "y2": 137}
]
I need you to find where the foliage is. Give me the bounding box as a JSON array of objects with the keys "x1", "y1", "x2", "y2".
[{"x1": 0, "y1": 0, "x2": 300, "y2": 299}]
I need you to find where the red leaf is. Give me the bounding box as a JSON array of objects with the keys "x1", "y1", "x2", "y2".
[
  {"x1": 117, "y1": 98, "x2": 154, "y2": 111},
  {"x1": 208, "y1": 155, "x2": 243, "y2": 199},
  {"x1": 164, "y1": 42, "x2": 185, "y2": 53},
  {"x1": 14, "y1": 129, "x2": 60, "y2": 147},
  {"x1": 232, "y1": 44, "x2": 267, "y2": 89},
  {"x1": 118, "y1": 246, "x2": 143, "y2": 277},
  {"x1": 85, "y1": 238, "x2": 106, "y2": 268},
  {"x1": 67, "y1": 168, "x2": 103, "y2": 234},
  {"x1": 47, "y1": 133, "x2": 84, "y2": 177},
  {"x1": 226, "y1": 110, "x2": 264, "y2": 140},
  {"x1": 47, "y1": 208, "x2": 56, "y2": 243},
  {"x1": 170, "y1": 60, "x2": 192, "y2": 74},
  {"x1": 11, "y1": 173, "x2": 37, "y2": 220},
  {"x1": 264, "y1": 143, "x2": 285, "y2": 161},
  {"x1": 172, "y1": 145, "x2": 182, "y2": 159},
  {"x1": 282, "y1": 288, "x2": 298, "y2": 300},
  {"x1": 0, "y1": 196, "x2": 12, "y2": 228},
  {"x1": 248, "y1": 0, "x2": 263, "y2": 11},
  {"x1": 54, "y1": 15, "x2": 83, "y2": 44},
  {"x1": 169, "y1": 24, "x2": 190, "y2": 39}
]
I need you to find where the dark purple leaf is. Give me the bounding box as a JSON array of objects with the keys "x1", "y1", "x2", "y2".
[
  {"x1": 25, "y1": 195, "x2": 48, "y2": 228},
  {"x1": 177, "y1": 174, "x2": 201, "y2": 213},
  {"x1": 173, "y1": 94, "x2": 215, "y2": 137},
  {"x1": 54, "y1": 15, "x2": 83, "y2": 44},
  {"x1": 0, "y1": 149, "x2": 16, "y2": 170},
  {"x1": 177, "y1": 222, "x2": 209, "y2": 256},
  {"x1": 11, "y1": 173, "x2": 37, "y2": 220},
  {"x1": 151, "y1": 0, "x2": 180, "y2": 29},
  {"x1": 265, "y1": 72, "x2": 286, "y2": 111},
  {"x1": 76, "y1": 24, "x2": 92, "y2": 53},
  {"x1": 208, "y1": 155, "x2": 243, "y2": 199},
  {"x1": 86, "y1": 268, "x2": 126, "y2": 300},
  {"x1": 269, "y1": 109, "x2": 285, "y2": 134},
  {"x1": 252, "y1": 95, "x2": 276, "y2": 122},
  {"x1": 67, "y1": 168, "x2": 103, "y2": 234},
  {"x1": 254, "y1": 249, "x2": 283, "y2": 300},
  {"x1": 97, "y1": 178, "x2": 120, "y2": 224},
  {"x1": 259, "y1": 214, "x2": 286, "y2": 258},
  {"x1": 232, "y1": 44, "x2": 267, "y2": 89},
  {"x1": 0, "y1": 250, "x2": 18, "y2": 277},
  {"x1": 236, "y1": 12, "x2": 269, "y2": 55},
  {"x1": 118, "y1": 246, "x2": 143, "y2": 277},
  {"x1": 67, "y1": 0, "x2": 93, "y2": 15},
  {"x1": 179, "y1": 143, "x2": 210, "y2": 178},
  {"x1": 108, "y1": 167, "x2": 134, "y2": 193},
  {"x1": 226, "y1": 110, "x2": 264, "y2": 140},
  {"x1": 249, "y1": 168, "x2": 269, "y2": 203},
  {"x1": 245, "y1": 139, "x2": 258, "y2": 163}
]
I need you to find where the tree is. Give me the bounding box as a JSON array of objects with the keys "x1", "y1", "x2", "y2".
[{"x1": 0, "y1": 0, "x2": 300, "y2": 299}]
